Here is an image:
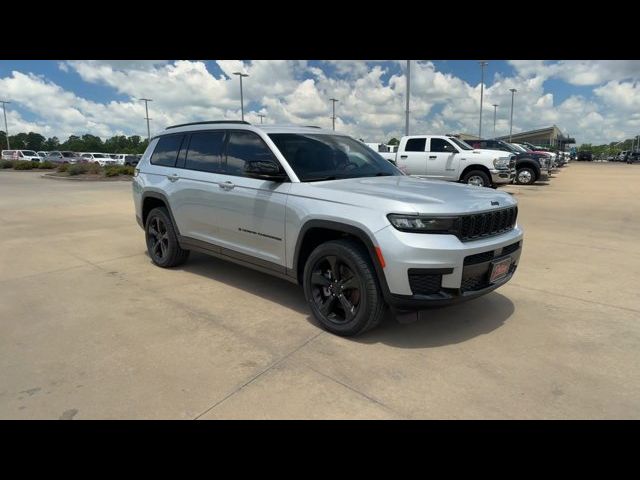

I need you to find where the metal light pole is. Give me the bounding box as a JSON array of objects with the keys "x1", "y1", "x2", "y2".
[
  {"x1": 233, "y1": 72, "x2": 249, "y2": 121},
  {"x1": 329, "y1": 98, "x2": 339, "y2": 131},
  {"x1": 509, "y1": 88, "x2": 517, "y2": 142},
  {"x1": 0, "y1": 100, "x2": 10, "y2": 150},
  {"x1": 492, "y1": 104, "x2": 499, "y2": 138},
  {"x1": 139, "y1": 98, "x2": 152, "y2": 140},
  {"x1": 405, "y1": 60, "x2": 411, "y2": 136},
  {"x1": 478, "y1": 61, "x2": 488, "y2": 138},
  {"x1": 257, "y1": 114, "x2": 265, "y2": 124}
]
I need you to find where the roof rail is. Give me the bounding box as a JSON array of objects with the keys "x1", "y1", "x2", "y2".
[{"x1": 165, "y1": 120, "x2": 251, "y2": 130}]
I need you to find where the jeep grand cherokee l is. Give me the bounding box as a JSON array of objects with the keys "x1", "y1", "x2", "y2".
[{"x1": 132, "y1": 121, "x2": 523, "y2": 337}]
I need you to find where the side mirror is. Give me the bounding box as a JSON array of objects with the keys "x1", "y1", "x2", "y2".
[{"x1": 244, "y1": 160, "x2": 288, "y2": 181}]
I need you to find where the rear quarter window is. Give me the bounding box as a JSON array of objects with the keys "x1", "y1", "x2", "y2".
[{"x1": 150, "y1": 134, "x2": 185, "y2": 167}]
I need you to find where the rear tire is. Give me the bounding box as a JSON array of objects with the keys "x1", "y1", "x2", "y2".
[
  {"x1": 303, "y1": 239, "x2": 386, "y2": 337},
  {"x1": 462, "y1": 170, "x2": 491, "y2": 188},
  {"x1": 145, "y1": 207, "x2": 190, "y2": 268}
]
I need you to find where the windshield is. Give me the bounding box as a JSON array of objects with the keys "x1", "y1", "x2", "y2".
[
  {"x1": 22, "y1": 150, "x2": 37, "y2": 156},
  {"x1": 93, "y1": 154, "x2": 106, "y2": 158},
  {"x1": 268, "y1": 133, "x2": 401, "y2": 182},
  {"x1": 514, "y1": 144, "x2": 531, "y2": 152},
  {"x1": 448, "y1": 137, "x2": 473, "y2": 151},
  {"x1": 61, "y1": 152, "x2": 75, "y2": 157},
  {"x1": 496, "y1": 141, "x2": 518, "y2": 153}
]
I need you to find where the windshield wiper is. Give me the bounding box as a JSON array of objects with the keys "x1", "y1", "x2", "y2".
[{"x1": 304, "y1": 176, "x2": 338, "y2": 182}]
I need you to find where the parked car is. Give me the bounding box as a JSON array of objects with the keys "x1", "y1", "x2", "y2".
[
  {"x1": 80, "y1": 152, "x2": 118, "y2": 166},
  {"x1": 1, "y1": 149, "x2": 42, "y2": 162},
  {"x1": 123, "y1": 155, "x2": 140, "y2": 166},
  {"x1": 132, "y1": 121, "x2": 523, "y2": 336},
  {"x1": 577, "y1": 151, "x2": 593, "y2": 161},
  {"x1": 110, "y1": 154, "x2": 139, "y2": 165},
  {"x1": 45, "y1": 151, "x2": 83, "y2": 164},
  {"x1": 377, "y1": 135, "x2": 515, "y2": 188},
  {"x1": 465, "y1": 139, "x2": 549, "y2": 185},
  {"x1": 627, "y1": 152, "x2": 640, "y2": 164},
  {"x1": 37, "y1": 151, "x2": 48, "y2": 159},
  {"x1": 617, "y1": 151, "x2": 630, "y2": 162}
]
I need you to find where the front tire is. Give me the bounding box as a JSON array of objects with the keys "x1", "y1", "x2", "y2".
[
  {"x1": 145, "y1": 207, "x2": 190, "y2": 268},
  {"x1": 462, "y1": 170, "x2": 491, "y2": 188},
  {"x1": 303, "y1": 239, "x2": 386, "y2": 337},
  {"x1": 515, "y1": 167, "x2": 536, "y2": 185}
]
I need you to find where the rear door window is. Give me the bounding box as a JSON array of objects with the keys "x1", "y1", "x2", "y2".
[
  {"x1": 405, "y1": 138, "x2": 426, "y2": 152},
  {"x1": 184, "y1": 131, "x2": 226, "y2": 173}
]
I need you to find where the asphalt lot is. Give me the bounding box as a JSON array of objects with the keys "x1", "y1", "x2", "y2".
[{"x1": 1, "y1": 163, "x2": 639, "y2": 419}]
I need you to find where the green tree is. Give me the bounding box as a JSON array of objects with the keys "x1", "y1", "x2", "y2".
[
  {"x1": 44, "y1": 137, "x2": 60, "y2": 150},
  {"x1": 387, "y1": 137, "x2": 399, "y2": 146},
  {"x1": 25, "y1": 132, "x2": 46, "y2": 151}
]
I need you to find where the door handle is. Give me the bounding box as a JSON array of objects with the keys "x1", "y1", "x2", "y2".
[
  {"x1": 219, "y1": 181, "x2": 235, "y2": 190},
  {"x1": 400, "y1": 155, "x2": 408, "y2": 159},
  {"x1": 429, "y1": 156, "x2": 437, "y2": 159},
  {"x1": 167, "y1": 174, "x2": 179, "y2": 182}
]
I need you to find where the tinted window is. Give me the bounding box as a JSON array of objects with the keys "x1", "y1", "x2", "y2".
[
  {"x1": 405, "y1": 138, "x2": 426, "y2": 152},
  {"x1": 268, "y1": 133, "x2": 399, "y2": 182},
  {"x1": 225, "y1": 131, "x2": 277, "y2": 176},
  {"x1": 184, "y1": 131, "x2": 225, "y2": 173},
  {"x1": 150, "y1": 134, "x2": 184, "y2": 167},
  {"x1": 430, "y1": 138, "x2": 457, "y2": 153}
]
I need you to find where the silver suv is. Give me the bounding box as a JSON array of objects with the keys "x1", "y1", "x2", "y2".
[{"x1": 132, "y1": 121, "x2": 523, "y2": 336}]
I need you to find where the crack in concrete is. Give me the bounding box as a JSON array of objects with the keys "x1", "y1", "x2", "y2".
[
  {"x1": 304, "y1": 364, "x2": 408, "y2": 419},
  {"x1": 193, "y1": 331, "x2": 325, "y2": 420}
]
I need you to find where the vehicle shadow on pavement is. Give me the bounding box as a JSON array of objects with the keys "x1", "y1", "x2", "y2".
[
  {"x1": 174, "y1": 253, "x2": 515, "y2": 348},
  {"x1": 355, "y1": 293, "x2": 515, "y2": 348},
  {"x1": 174, "y1": 252, "x2": 309, "y2": 313}
]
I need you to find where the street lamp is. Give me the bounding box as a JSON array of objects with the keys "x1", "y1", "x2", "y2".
[
  {"x1": 509, "y1": 88, "x2": 517, "y2": 142},
  {"x1": 0, "y1": 100, "x2": 10, "y2": 150},
  {"x1": 233, "y1": 72, "x2": 249, "y2": 121},
  {"x1": 329, "y1": 98, "x2": 339, "y2": 131},
  {"x1": 478, "y1": 61, "x2": 488, "y2": 138},
  {"x1": 405, "y1": 60, "x2": 411, "y2": 136},
  {"x1": 257, "y1": 113, "x2": 266, "y2": 124},
  {"x1": 138, "y1": 98, "x2": 153, "y2": 141},
  {"x1": 492, "y1": 104, "x2": 499, "y2": 138}
]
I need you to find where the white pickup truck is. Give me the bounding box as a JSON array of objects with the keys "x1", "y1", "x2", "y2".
[{"x1": 378, "y1": 135, "x2": 516, "y2": 188}]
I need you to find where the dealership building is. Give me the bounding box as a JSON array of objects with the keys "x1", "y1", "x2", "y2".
[
  {"x1": 496, "y1": 125, "x2": 576, "y2": 150},
  {"x1": 453, "y1": 125, "x2": 576, "y2": 151}
]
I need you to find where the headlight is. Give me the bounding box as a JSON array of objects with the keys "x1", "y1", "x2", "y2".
[
  {"x1": 387, "y1": 214, "x2": 459, "y2": 233},
  {"x1": 493, "y1": 158, "x2": 509, "y2": 169}
]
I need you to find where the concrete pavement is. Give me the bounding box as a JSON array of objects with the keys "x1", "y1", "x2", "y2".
[{"x1": 0, "y1": 163, "x2": 639, "y2": 419}]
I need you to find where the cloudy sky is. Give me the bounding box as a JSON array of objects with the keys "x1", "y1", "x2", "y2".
[{"x1": 1, "y1": 60, "x2": 639, "y2": 146}]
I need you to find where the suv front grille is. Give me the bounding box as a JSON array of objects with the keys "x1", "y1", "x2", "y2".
[
  {"x1": 408, "y1": 273, "x2": 442, "y2": 295},
  {"x1": 458, "y1": 206, "x2": 518, "y2": 241}
]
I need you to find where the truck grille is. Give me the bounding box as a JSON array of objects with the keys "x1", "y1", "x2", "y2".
[
  {"x1": 408, "y1": 273, "x2": 442, "y2": 295},
  {"x1": 458, "y1": 207, "x2": 517, "y2": 241}
]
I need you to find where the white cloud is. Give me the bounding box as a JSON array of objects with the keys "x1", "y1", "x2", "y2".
[{"x1": 1, "y1": 60, "x2": 639, "y2": 146}]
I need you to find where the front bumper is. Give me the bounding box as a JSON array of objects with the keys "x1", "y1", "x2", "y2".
[
  {"x1": 490, "y1": 168, "x2": 515, "y2": 184},
  {"x1": 374, "y1": 224, "x2": 523, "y2": 310}
]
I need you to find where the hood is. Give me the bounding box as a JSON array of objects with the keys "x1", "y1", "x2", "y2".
[
  {"x1": 468, "y1": 148, "x2": 513, "y2": 158},
  {"x1": 291, "y1": 175, "x2": 517, "y2": 215}
]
